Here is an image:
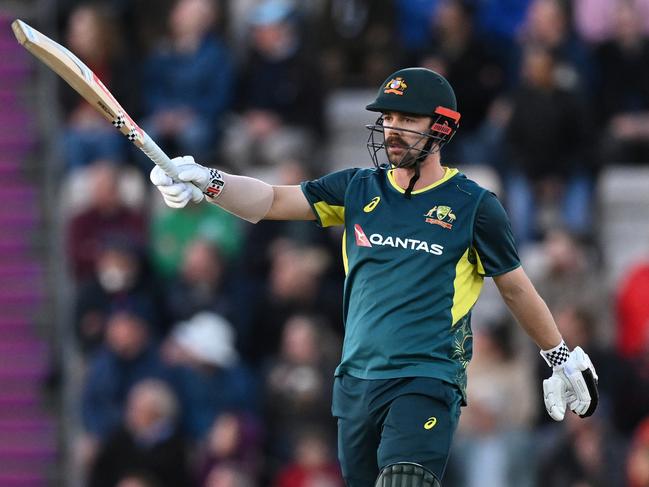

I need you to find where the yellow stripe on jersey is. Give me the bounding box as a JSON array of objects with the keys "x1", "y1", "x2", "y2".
[
  {"x1": 313, "y1": 201, "x2": 345, "y2": 227},
  {"x1": 342, "y1": 229, "x2": 349, "y2": 275},
  {"x1": 451, "y1": 247, "x2": 485, "y2": 326}
]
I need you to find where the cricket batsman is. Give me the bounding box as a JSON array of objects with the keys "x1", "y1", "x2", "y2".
[{"x1": 150, "y1": 67, "x2": 599, "y2": 487}]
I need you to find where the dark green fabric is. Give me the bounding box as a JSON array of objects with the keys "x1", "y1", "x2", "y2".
[
  {"x1": 333, "y1": 375, "x2": 461, "y2": 486},
  {"x1": 473, "y1": 191, "x2": 521, "y2": 277}
]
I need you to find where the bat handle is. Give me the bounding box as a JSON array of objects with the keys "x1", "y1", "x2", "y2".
[{"x1": 140, "y1": 133, "x2": 204, "y2": 202}]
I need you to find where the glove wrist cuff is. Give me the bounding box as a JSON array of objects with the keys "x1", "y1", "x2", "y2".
[
  {"x1": 540, "y1": 340, "x2": 570, "y2": 368},
  {"x1": 204, "y1": 168, "x2": 225, "y2": 198}
]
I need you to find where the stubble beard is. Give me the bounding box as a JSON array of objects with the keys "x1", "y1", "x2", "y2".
[
  {"x1": 386, "y1": 135, "x2": 418, "y2": 168},
  {"x1": 388, "y1": 150, "x2": 417, "y2": 168}
]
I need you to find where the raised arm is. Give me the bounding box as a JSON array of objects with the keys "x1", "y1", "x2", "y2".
[{"x1": 149, "y1": 156, "x2": 315, "y2": 222}]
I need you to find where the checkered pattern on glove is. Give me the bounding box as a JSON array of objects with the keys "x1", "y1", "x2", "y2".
[
  {"x1": 540, "y1": 341, "x2": 570, "y2": 367},
  {"x1": 205, "y1": 168, "x2": 225, "y2": 198}
]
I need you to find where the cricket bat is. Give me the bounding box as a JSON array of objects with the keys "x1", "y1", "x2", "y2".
[{"x1": 11, "y1": 19, "x2": 201, "y2": 197}]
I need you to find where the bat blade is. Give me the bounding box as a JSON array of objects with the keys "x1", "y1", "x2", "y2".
[
  {"x1": 12, "y1": 19, "x2": 144, "y2": 146},
  {"x1": 10, "y1": 19, "x2": 192, "y2": 184}
]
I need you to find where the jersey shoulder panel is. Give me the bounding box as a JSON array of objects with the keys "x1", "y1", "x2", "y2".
[
  {"x1": 473, "y1": 190, "x2": 521, "y2": 276},
  {"x1": 301, "y1": 167, "x2": 373, "y2": 227}
]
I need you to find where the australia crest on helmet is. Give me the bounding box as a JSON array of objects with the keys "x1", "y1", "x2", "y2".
[{"x1": 384, "y1": 77, "x2": 408, "y2": 95}]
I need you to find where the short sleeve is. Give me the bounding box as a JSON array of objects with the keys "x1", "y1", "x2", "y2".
[
  {"x1": 473, "y1": 191, "x2": 521, "y2": 277},
  {"x1": 300, "y1": 168, "x2": 360, "y2": 227}
]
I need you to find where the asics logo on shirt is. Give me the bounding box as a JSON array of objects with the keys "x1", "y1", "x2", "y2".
[
  {"x1": 424, "y1": 417, "x2": 438, "y2": 430},
  {"x1": 363, "y1": 196, "x2": 381, "y2": 213}
]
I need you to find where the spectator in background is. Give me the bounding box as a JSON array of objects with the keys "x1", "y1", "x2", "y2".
[
  {"x1": 628, "y1": 417, "x2": 649, "y2": 487},
  {"x1": 273, "y1": 429, "x2": 344, "y2": 487},
  {"x1": 504, "y1": 46, "x2": 592, "y2": 244},
  {"x1": 203, "y1": 463, "x2": 257, "y2": 487},
  {"x1": 316, "y1": 0, "x2": 396, "y2": 87},
  {"x1": 75, "y1": 239, "x2": 165, "y2": 352},
  {"x1": 88, "y1": 379, "x2": 190, "y2": 487},
  {"x1": 81, "y1": 310, "x2": 169, "y2": 442},
  {"x1": 262, "y1": 314, "x2": 339, "y2": 466},
  {"x1": 575, "y1": 0, "x2": 649, "y2": 44},
  {"x1": 595, "y1": 0, "x2": 649, "y2": 165},
  {"x1": 195, "y1": 412, "x2": 263, "y2": 485},
  {"x1": 151, "y1": 202, "x2": 242, "y2": 279},
  {"x1": 612, "y1": 270, "x2": 649, "y2": 433},
  {"x1": 573, "y1": 0, "x2": 618, "y2": 44},
  {"x1": 537, "y1": 413, "x2": 626, "y2": 487},
  {"x1": 392, "y1": 0, "x2": 438, "y2": 64},
  {"x1": 472, "y1": 0, "x2": 531, "y2": 64},
  {"x1": 421, "y1": 0, "x2": 505, "y2": 164},
  {"x1": 450, "y1": 320, "x2": 537, "y2": 487},
  {"x1": 66, "y1": 161, "x2": 147, "y2": 282},
  {"x1": 310, "y1": 0, "x2": 394, "y2": 89},
  {"x1": 612, "y1": 353, "x2": 649, "y2": 436},
  {"x1": 233, "y1": 160, "x2": 341, "y2": 284},
  {"x1": 230, "y1": 163, "x2": 344, "y2": 344},
  {"x1": 114, "y1": 473, "x2": 162, "y2": 487},
  {"x1": 245, "y1": 241, "x2": 340, "y2": 364},
  {"x1": 529, "y1": 229, "x2": 608, "y2": 326},
  {"x1": 516, "y1": 0, "x2": 593, "y2": 92},
  {"x1": 616, "y1": 256, "x2": 649, "y2": 359},
  {"x1": 141, "y1": 0, "x2": 234, "y2": 162},
  {"x1": 57, "y1": 0, "x2": 151, "y2": 51},
  {"x1": 223, "y1": 0, "x2": 325, "y2": 174},
  {"x1": 61, "y1": 4, "x2": 130, "y2": 169},
  {"x1": 164, "y1": 238, "x2": 233, "y2": 325},
  {"x1": 162, "y1": 312, "x2": 258, "y2": 441}
]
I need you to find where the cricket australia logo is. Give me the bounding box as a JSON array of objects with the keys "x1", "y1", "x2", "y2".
[
  {"x1": 424, "y1": 205, "x2": 456, "y2": 229},
  {"x1": 384, "y1": 77, "x2": 407, "y2": 95}
]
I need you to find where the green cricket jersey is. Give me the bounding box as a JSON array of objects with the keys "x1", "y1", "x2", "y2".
[{"x1": 300, "y1": 166, "x2": 520, "y2": 401}]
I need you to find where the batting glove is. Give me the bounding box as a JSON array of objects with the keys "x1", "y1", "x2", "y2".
[
  {"x1": 541, "y1": 342, "x2": 599, "y2": 421},
  {"x1": 150, "y1": 156, "x2": 225, "y2": 208}
]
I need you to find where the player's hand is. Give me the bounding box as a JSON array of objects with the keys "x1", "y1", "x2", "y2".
[
  {"x1": 173, "y1": 155, "x2": 211, "y2": 192},
  {"x1": 150, "y1": 155, "x2": 207, "y2": 208},
  {"x1": 541, "y1": 345, "x2": 599, "y2": 421},
  {"x1": 150, "y1": 155, "x2": 226, "y2": 208}
]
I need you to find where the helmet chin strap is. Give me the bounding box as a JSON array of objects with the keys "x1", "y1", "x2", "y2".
[
  {"x1": 404, "y1": 163, "x2": 420, "y2": 199},
  {"x1": 403, "y1": 135, "x2": 435, "y2": 199}
]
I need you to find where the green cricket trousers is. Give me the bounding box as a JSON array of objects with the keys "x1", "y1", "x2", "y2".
[{"x1": 332, "y1": 375, "x2": 462, "y2": 487}]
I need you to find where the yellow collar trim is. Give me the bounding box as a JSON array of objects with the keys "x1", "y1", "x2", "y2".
[{"x1": 387, "y1": 167, "x2": 459, "y2": 194}]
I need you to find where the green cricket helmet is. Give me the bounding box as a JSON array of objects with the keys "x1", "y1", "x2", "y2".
[
  {"x1": 366, "y1": 67, "x2": 458, "y2": 115},
  {"x1": 366, "y1": 67, "x2": 461, "y2": 172}
]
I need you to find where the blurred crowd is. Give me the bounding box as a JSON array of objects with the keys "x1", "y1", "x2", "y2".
[{"x1": 50, "y1": 0, "x2": 649, "y2": 486}]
